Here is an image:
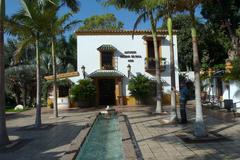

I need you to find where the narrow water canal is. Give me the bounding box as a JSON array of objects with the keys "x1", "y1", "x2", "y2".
[{"x1": 76, "y1": 114, "x2": 124, "y2": 160}]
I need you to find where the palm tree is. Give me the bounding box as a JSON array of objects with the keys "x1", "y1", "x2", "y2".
[
  {"x1": 106, "y1": 0, "x2": 164, "y2": 113},
  {"x1": 38, "y1": 0, "x2": 79, "y2": 12},
  {"x1": 0, "y1": 0, "x2": 10, "y2": 146},
  {"x1": 6, "y1": 0, "x2": 54, "y2": 127},
  {"x1": 45, "y1": 2, "x2": 80, "y2": 117},
  {"x1": 0, "y1": 0, "x2": 80, "y2": 146},
  {"x1": 158, "y1": 0, "x2": 178, "y2": 122},
  {"x1": 190, "y1": 6, "x2": 207, "y2": 138},
  {"x1": 179, "y1": 0, "x2": 207, "y2": 137}
]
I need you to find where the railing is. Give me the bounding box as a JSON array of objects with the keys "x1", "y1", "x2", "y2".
[
  {"x1": 144, "y1": 57, "x2": 167, "y2": 72},
  {"x1": 101, "y1": 64, "x2": 115, "y2": 70}
]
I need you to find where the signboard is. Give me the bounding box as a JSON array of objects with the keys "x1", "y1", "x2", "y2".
[{"x1": 120, "y1": 51, "x2": 142, "y2": 62}]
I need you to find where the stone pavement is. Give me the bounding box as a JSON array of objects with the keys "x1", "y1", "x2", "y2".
[
  {"x1": 120, "y1": 105, "x2": 240, "y2": 160},
  {"x1": 0, "y1": 107, "x2": 100, "y2": 160},
  {"x1": 1, "y1": 105, "x2": 240, "y2": 160}
]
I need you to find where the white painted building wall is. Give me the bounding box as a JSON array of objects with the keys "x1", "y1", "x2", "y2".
[
  {"x1": 223, "y1": 81, "x2": 240, "y2": 112},
  {"x1": 73, "y1": 33, "x2": 179, "y2": 97}
]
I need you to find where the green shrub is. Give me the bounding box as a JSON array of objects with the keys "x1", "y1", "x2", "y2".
[
  {"x1": 128, "y1": 74, "x2": 156, "y2": 104},
  {"x1": 70, "y1": 79, "x2": 96, "y2": 103}
]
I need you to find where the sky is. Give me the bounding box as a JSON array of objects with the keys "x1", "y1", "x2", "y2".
[{"x1": 5, "y1": 0, "x2": 202, "y2": 39}]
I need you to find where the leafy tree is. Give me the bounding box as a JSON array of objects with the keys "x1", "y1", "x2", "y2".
[
  {"x1": 78, "y1": 13, "x2": 124, "y2": 30},
  {"x1": 5, "y1": 64, "x2": 36, "y2": 107},
  {"x1": 161, "y1": 14, "x2": 230, "y2": 71},
  {"x1": 70, "y1": 79, "x2": 96, "y2": 106},
  {"x1": 128, "y1": 74, "x2": 155, "y2": 104},
  {"x1": 201, "y1": 0, "x2": 240, "y2": 57}
]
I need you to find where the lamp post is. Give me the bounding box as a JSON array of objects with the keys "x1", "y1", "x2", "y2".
[
  {"x1": 81, "y1": 65, "x2": 86, "y2": 79},
  {"x1": 127, "y1": 64, "x2": 131, "y2": 78}
]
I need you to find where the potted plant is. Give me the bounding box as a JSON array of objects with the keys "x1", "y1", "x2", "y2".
[
  {"x1": 70, "y1": 79, "x2": 96, "y2": 107},
  {"x1": 128, "y1": 74, "x2": 156, "y2": 105}
]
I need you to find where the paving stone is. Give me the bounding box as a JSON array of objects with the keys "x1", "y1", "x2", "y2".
[{"x1": 122, "y1": 106, "x2": 240, "y2": 160}]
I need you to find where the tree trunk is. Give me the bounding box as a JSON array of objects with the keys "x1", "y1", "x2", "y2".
[
  {"x1": 52, "y1": 39, "x2": 58, "y2": 118},
  {"x1": 167, "y1": 17, "x2": 177, "y2": 122},
  {"x1": 14, "y1": 91, "x2": 21, "y2": 105},
  {"x1": 22, "y1": 83, "x2": 27, "y2": 108},
  {"x1": 35, "y1": 38, "x2": 42, "y2": 128},
  {"x1": 149, "y1": 11, "x2": 163, "y2": 113},
  {"x1": 190, "y1": 9, "x2": 207, "y2": 137},
  {"x1": 0, "y1": 0, "x2": 10, "y2": 146}
]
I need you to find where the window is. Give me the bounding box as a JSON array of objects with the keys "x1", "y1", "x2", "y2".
[
  {"x1": 147, "y1": 40, "x2": 161, "y2": 59},
  {"x1": 145, "y1": 39, "x2": 161, "y2": 70},
  {"x1": 59, "y1": 86, "x2": 69, "y2": 97},
  {"x1": 101, "y1": 52, "x2": 113, "y2": 69}
]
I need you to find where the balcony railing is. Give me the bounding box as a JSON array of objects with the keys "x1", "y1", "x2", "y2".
[
  {"x1": 101, "y1": 64, "x2": 115, "y2": 70},
  {"x1": 145, "y1": 57, "x2": 167, "y2": 73}
]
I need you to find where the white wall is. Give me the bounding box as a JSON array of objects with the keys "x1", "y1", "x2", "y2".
[
  {"x1": 223, "y1": 81, "x2": 240, "y2": 112},
  {"x1": 76, "y1": 34, "x2": 179, "y2": 96}
]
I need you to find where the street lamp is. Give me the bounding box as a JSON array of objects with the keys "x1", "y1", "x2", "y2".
[
  {"x1": 127, "y1": 64, "x2": 131, "y2": 78},
  {"x1": 81, "y1": 65, "x2": 86, "y2": 79}
]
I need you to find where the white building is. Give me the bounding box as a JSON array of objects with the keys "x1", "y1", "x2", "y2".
[
  {"x1": 203, "y1": 71, "x2": 240, "y2": 113},
  {"x1": 72, "y1": 30, "x2": 179, "y2": 106}
]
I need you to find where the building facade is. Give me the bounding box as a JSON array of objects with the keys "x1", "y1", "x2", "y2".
[{"x1": 71, "y1": 30, "x2": 179, "y2": 106}]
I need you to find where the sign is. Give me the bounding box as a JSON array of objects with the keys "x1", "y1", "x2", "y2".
[{"x1": 120, "y1": 51, "x2": 142, "y2": 63}]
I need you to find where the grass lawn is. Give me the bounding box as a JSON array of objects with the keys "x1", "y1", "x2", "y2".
[{"x1": 5, "y1": 108, "x2": 30, "y2": 113}]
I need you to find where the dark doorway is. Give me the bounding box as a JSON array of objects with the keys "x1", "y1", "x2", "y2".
[{"x1": 98, "y1": 79, "x2": 115, "y2": 105}]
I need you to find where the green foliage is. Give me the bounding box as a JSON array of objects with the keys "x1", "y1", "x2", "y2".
[
  {"x1": 70, "y1": 79, "x2": 96, "y2": 101},
  {"x1": 78, "y1": 13, "x2": 124, "y2": 30},
  {"x1": 56, "y1": 35, "x2": 77, "y2": 71},
  {"x1": 224, "y1": 57, "x2": 240, "y2": 81},
  {"x1": 161, "y1": 14, "x2": 229, "y2": 71},
  {"x1": 128, "y1": 74, "x2": 155, "y2": 102},
  {"x1": 5, "y1": 64, "x2": 36, "y2": 106},
  {"x1": 201, "y1": 0, "x2": 240, "y2": 50}
]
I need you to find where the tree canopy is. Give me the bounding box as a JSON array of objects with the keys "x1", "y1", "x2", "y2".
[
  {"x1": 202, "y1": 0, "x2": 240, "y2": 56},
  {"x1": 78, "y1": 13, "x2": 124, "y2": 30},
  {"x1": 161, "y1": 14, "x2": 230, "y2": 71}
]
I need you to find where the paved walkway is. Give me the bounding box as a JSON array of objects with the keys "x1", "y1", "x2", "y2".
[
  {"x1": 120, "y1": 105, "x2": 240, "y2": 160},
  {"x1": 1, "y1": 105, "x2": 240, "y2": 160},
  {"x1": 1, "y1": 107, "x2": 100, "y2": 160}
]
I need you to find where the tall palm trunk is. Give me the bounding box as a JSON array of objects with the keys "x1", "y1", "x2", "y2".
[
  {"x1": 0, "y1": 0, "x2": 9, "y2": 146},
  {"x1": 149, "y1": 11, "x2": 163, "y2": 113},
  {"x1": 35, "y1": 38, "x2": 42, "y2": 127},
  {"x1": 167, "y1": 17, "x2": 177, "y2": 122},
  {"x1": 51, "y1": 39, "x2": 58, "y2": 118},
  {"x1": 190, "y1": 9, "x2": 207, "y2": 137}
]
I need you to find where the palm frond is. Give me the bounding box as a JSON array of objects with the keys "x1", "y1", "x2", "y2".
[
  {"x1": 61, "y1": 0, "x2": 80, "y2": 12},
  {"x1": 132, "y1": 11, "x2": 148, "y2": 39},
  {"x1": 20, "y1": 0, "x2": 32, "y2": 18},
  {"x1": 63, "y1": 19, "x2": 82, "y2": 32},
  {"x1": 14, "y1": 38, "x2": 34, "y2": 63}
]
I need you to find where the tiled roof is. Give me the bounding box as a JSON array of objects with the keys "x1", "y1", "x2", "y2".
[
  {"x1": 75, "y1": 29, "x2": 177, "y2": 35},
  {"x1": 44, "y1": 71, "x2": 79, "y2": 81},
  {"x1": 97, "y1": 44, "x2": 117, "y2": 52},
  {"x1": 88, "y1": 69, "x2": 125, "y2": 78}
]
